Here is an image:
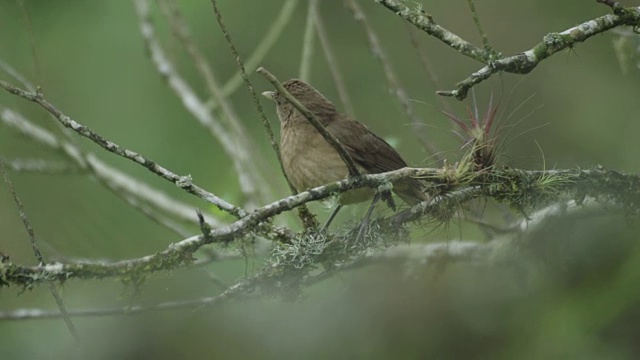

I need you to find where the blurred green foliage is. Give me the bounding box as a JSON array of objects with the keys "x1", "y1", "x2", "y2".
[{"x1": 1, "y1": 0, "x2": 640, "y2": 358}]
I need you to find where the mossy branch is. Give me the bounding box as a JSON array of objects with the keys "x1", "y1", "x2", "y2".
[
  {"x1": 1, "y1": 165, "x2": 638, "y2": 289},
  {"x1": 377, "y1": 0, "x2": 640, "y2": 99}
]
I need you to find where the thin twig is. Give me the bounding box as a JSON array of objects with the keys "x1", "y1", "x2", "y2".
[
  {"x1": 0, "y1": 58, "x2": 35, "y2": 91},
  {"x1": 210, "y1": 0, "x2": 319, "y2": 229},
  {"x1": 465, "y1": 0, "x2": 491, "y2": 51},
  {"x1": 156, "y1": 0, "x2": 272, "y2": 207},
  {"x1": 0, "y1": 80, "x2": 246, "y2": 218},
  {"x1": 404, "y1": 23, "x2": 452, "y2": 114},
  {"x1": 379, "y1": 0, "x2": 640, "y2": 100},
  {"x1": 133, "y1": 0, "x2": 263, "y2": 207},
  {"x1": 345, "y1": 0, "x2": 441, "y2": 162},
  {"x1": 1, "y1": 104, "x2": 222, "y2": 226},
  {"x1": 217, "y1": 0, "x2": 300, "y2": 99},
  {"x1": 5, "y1": 158, "x2": 82, "y2": 174},
  {"x1": 17, "y1": 0, "x2": 42, "y2": 82},
  {"x1": 158, "y1": 0, "x2": 252, "y2": 145},
  {"x1": 85, "y1": 153, "x2": 223, "y2": 227},
  {"x1": 1, "y1": 162, "x2": 45, "y2": 264},
  {"x1": 596, "y1": 0, "x2": 625, "y2": 15},
  {"x1": 299, "y1": 0, "x2": 317, "y2": 82},
  {"x1": 0, "y1": 103, "x2": 297, "y2": 245},
  {"x1": 0, "y1": 276, "x2": 256, "y2": 321},
  {"x1": 435, "y1": 5, "x2": 640, "y2": 99},
  {"x1": 0, "y1": 160, "x2": 81, "y2": 342},
  {"x1": 404, "y1": 24, "x2": 439, "y2": 88},
  {"x1": 110, "y1": 187, "x2": 193, "y2": 238},
  {"x1": 256, "y1": 67, "x2": 360, "y2": 177},
  {"x1": 312, "y1": 2, "x2": 357, "y2": 118},
  {"x1": 209, "y1": 0, "x2": 281, "y2": 172}
]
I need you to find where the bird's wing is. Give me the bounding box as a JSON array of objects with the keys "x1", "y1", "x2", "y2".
[{"x1": 325, "y1": 116, "x2": 408, "y2": 174}]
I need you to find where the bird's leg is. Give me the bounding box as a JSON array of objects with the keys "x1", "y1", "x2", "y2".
[
  {"x1": 381, "y1": 190, "x2": 396, "y2": 211},
  {"x1": 320, "y1": 204, "x2": 343, "y2": 233},
  {"x1": 355, "y1": 192, "x2": 381, "y2": 244}
]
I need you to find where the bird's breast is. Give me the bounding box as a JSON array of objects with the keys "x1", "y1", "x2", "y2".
[{"x1": 280, "y1": 124, "x2": 349, "y2": 192}]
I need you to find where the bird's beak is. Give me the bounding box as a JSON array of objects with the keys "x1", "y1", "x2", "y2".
[{"x1": 261, "y1": 91, "x2": 275, "y2": 101}]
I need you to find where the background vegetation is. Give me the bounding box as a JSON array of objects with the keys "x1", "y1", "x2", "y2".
[{"x1": 1, "y1": 0, "x2": 640, "y2": 358}]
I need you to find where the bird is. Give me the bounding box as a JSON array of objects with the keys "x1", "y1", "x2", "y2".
[{"x1": 262, "y1": 79, "x2": 427, "y2": 232}]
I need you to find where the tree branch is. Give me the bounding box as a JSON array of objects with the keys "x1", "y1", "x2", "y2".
[
  {"x1": 377, "y1": 0, "x2": 640, "y2": 100},
  {"x1": 0, "y1": 104, "x2": 222, "y2": 227},
  {"x1": 376, "y1": 0, "x2": 492, "y2": 63},
  {"x1": 0, "y1": 80, "x2": 246, "y2": 218},
  {"x1": 2, "y1": 166, "x2": 638, "y2": 289}
]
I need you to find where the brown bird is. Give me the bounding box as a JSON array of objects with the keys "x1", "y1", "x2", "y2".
[{"x1": 262, "y1": 79, "x2": 426, "y2": 230}]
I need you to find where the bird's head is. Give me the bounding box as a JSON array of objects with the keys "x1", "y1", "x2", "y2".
[{"x1": 262, "y1": 79, "x2": 337, "y2": 125}]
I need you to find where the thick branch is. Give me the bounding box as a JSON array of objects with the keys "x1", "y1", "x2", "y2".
[
  {"x1": 1, "y1": 168, "x2": 439, "y2": 288},
  {"x1": 2, "y1": 166, "x2": 638, "y2": 288}
]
